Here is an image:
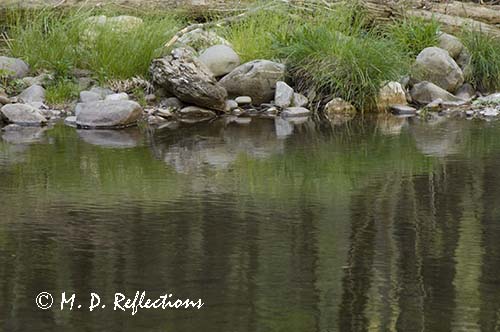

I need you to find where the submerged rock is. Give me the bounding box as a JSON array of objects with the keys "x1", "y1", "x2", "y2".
[
  {"x1": 198, "y1": 45, "x2": 240, "y2": 77},
  {"x1": 0, "y1": 56, "x2": 30, "y2": 79},
  {"x1": 151, "y1": 48, "x2": 227, "y2": 111},
  {"x1": 412, "y1": 47, "x2": 464, "y2": 93},
  {"x1": 410, "y1": 81, "x2": 465, "y2": 105},
  {"x1": 75, "y1": 100, "x2": 143, "y2": 128},
  {"x1": 281, "y1": 107, "x2": 311, "y2": 118},
  {"x1": 0, "y1": 104, "x2": 47, "y2": 126},
  {"x1": 219, "y1": 60, "x2": 286, "y2": 105}
]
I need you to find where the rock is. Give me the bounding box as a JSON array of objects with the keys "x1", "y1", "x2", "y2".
[
  {"x1": 437, "y1": 33, "x2": 464, "y2": 60},
  {"x1": 324, "y1": 98, "x2": 356, "y2": 117},
  {"x1": 281, "y1": 107, "x2": 311, "y2": 118},
  {"x1": 150, "y1": 48, "x2": 227, "y2": 111},
  {"x1": 154, "y1": 108, "x2": 174, "y2": 119},
  {"x1": 219, "y1": 60, "x2": 286, "y2": 105},
  {"x1": 476, "y1": 93, "x2": 500, "y2": 105},
  {"x1": 235, "y1": 96, "x2": 252, "y2": 105},
  {"x1": 410, "y1": 81, "x2": 465, "y2": 105},
  {"x1": 0, "y1": 56, "x2": 30, "y2": 79},
  {"x1": 0, "y1": 104, "x2": 47, "y2": 126},
  {"x1": 75, "y1": 100, "x2": 143, "y2": 128},
  {"x1": 145, "y1": 94, "x2": 157, "y2": 104},
  {"x1": 148, "y1": 115, "x2": 166, "y2": 125},
  {"x1": 412, "y1": 47, "x2": 464, "y2": 92},
  {"x1": 390, "y1": 104, "x2": 417, "y2": 115},
  {"x1": 274, "y1": 81, "x2": 295, "y2": 108},
  {"x1": 105, "y1": 93, "x2": 129, "y2": 101},
  {"x1": 90, "y1": 87, "x2": 114, "y2": 98},
  {"x1": 80, "y1": 91, "x2": 101, "y2": 103},
  {"x1": 198, "y1": 45, "x2": 240, "y2": 77},
  {"x1": 482, "y1": 108, "x2": 499, "y2": 117},
  {"x1": 425, "y1": 99, "x2": 444, "y2": 111},
  {"x1": 292, "y1": 93, "x2": 308, "y2": 107},
  {"x1": 175, "y1": 28, "x2": 231, "y2": 52},
  {"x1": 377, "y1": 81, "x2": 407, "y2": 111},
  {"x1": 0, "y1": 93, "x2": 11, "y2": 105},
  {"x1": 178, "y1": 106, "x2": 217, "y2": 123},
  {"x1": 77, "y1": 77, "x2": 95, "y2": 91},
  {"x1": 225, "y1": 100, "x2": 238, "y2": 112},
  {"x1": 82, "y1": 15, "x2": 143, "y2": 43},
  {"x1": 18, "y1": 84, "x2": 45, "y2": 103},
  {"x1": 22, "y1": 73, "x2": 54, "y2": 87},
  {"x1": 64, "y1": 116, "x2": 77, "y2": 127},
  {"x1": 231, "y1": 108, "x2": 244, "y2": 116},
  {"x1": 456, "y1": 48, "x2": 471, "y2": 71},
  {"x1": 160, "y1": 97, "x2": 184, "y2": 110},
  {"x1": 455, "y1": 83, "x2": 475, "y2": 100}
]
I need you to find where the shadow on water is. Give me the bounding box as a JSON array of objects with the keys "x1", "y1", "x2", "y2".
[{"x1": 1, "y1": 115, "x2": 500, "y2": 332}]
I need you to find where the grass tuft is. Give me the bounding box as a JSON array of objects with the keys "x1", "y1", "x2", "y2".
[
  {"x1": 460, "y1": 29, "x2": 500, "y2": 93},
  {"x1": 45, "y1": 79, "x2": 80, "y2": 106},
  {"x1": 386, "y1": 16, "x2": 440, "y2": 58}
]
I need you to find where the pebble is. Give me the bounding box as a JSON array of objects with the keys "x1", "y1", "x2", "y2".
[{"x1": 235, "y1": 96, "x2": 252, "y2": 105}]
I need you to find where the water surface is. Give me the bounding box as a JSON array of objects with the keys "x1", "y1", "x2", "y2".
[{"x1": 1, "y1": 116, "x2": 500, "y2": 332}]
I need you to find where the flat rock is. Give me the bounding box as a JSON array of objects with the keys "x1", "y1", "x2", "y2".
[
  {"x1": 198, "y1": 45, "x2": 240, "y2": 77},
  {"x1": 75, "y1": 100, "x2": 143, "y2": 128},
  {"x1": 0, "y1": 104, "x2": 47, "y2": 126},
  {"x1": 220, "y1": 60, "x2": 286, "y2": 105},
  {"x1": 151, "y1": 48, "x2": 227, "y2": 111},
  {"x1": 275, "y1": 81, "x2": 294, "y2": 108},
  {"x1": 18, "y1": 84, "x2": 45, "y2": 104},
  {"x1": 0, "y1": 56, "x2": 30, "y2": 79},
  {"x1": 281, "y1": 107, "x2": 311, "y2": 118},
  {"x1": 410, "y1": 81, "x2": 465, "y2": 105},
  {"x1": 178, "y1": 106, "x2": 217, "y2": 122},
  {"x1": 64, "y1": 116, "x2": 77, "y2": 127},
  {"x1": 412, "y1": 47, "x2": 464, "y2": 93},
  {"x1": 391, "y1": 104, "x2": 416, "y2": 115}
]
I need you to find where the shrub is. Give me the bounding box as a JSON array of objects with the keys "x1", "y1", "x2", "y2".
[{"x1": 460, "y1": 29, "x2": 500, "y2": 93}]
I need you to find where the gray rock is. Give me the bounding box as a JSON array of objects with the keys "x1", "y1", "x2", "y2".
[
  {"x1": 18, "y1": 84, "x2": 45, "y2": 104},
  {"x1": 292, "y1": 93, "x2": 308, "y2": 107},
  {"x1": 410, "y1": 81, "x2": 465, "y2": 104},
  {"x1": 80, "y1": 91, "x2": 102, "y2": 103},
  {"x1": 64, "y1": 116, "x2": 77, "y2": 127},
  {"x1": 324, "y1": 98, "x2": 356, "y2": 116},
  {"x1": 425, "y1": 99, "x2": 444, "y2": 111},
  {"x1": 75, "y1": 100, "x2": 143, "y2": 128},
  {"x1": 151, "y1": 48, "x2": 227, "y2": 111},
  {"x1": 22, "y1": 73, "x2": 54, "y2": 88},
  {"x1": 456, "y1": 48, "x2": 471, "y2": 71},
  {"x1": 235, "y1": 96, "x2": 252, "y2": 105},
  {"x1": 105, "y1": 93, "x2": 129, "y2": 101},
  {"x1": 0, "y1": 104, "x2": 47, "y2": 126},
  {"x1": 437, "y1": 33, "x2": 464, "y2": 60},
  {"x1": 77, "y1": 77, "x2": 95, "y2": 91},
  {"x1": 160, "y1": 97, "x2": 184, "y2": 110},
  {"x1": 390, "y1": 104, "x2": 417, "y2": 115},
  {"x1": 219, "y1": 60, "x2": 286, "y2": 105},
  {"x1": 412, "y1": 47, "x2": 464, "y2": 92},
  {"x1": 275, "y1": 81, "x2": 294, "y2": 108},
  {"x1": 0, "y1": 93, "x2": 11, "y2": 105},
  {"x1": 145, "y1": 94, "x2": 157, "y2": 104},
  {"x1": 0, "y1": 56, "x2": 30, "y2": 79},
  {"x1": 225, "y1": 99, "x2": 238, "y2": 112},
  {"x1": 89, "y1": 87, "x2": 114, "y2": 98},
  {"x1": 175, "y1": 28, "x2": 231, "y2": 52},
  {"x1": 281, "y1": 107, "x2": 311, "y2": 118},
  {"x1": 198, "y1": 45, "x2": 240, "y2": 77},
  {"x1": 178, "y1": 106, "x2": 217, "y2": 123},
  {"x1": 482, "y1": 108, "x2": 499, "y2": 117},
  {"x1": 377, "y1": 81, "x2": 407, "y2": 111},
  {"x1": 476, "y1": 93, "x2": 500, "y2": 104},
  {"x1": 455, "y1": 83, "x2": 475, "y2": 100}
]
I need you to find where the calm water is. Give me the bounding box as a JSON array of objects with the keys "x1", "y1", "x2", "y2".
[{"x1": 1, "y1": 115, "x2": 500, "y2": 332}]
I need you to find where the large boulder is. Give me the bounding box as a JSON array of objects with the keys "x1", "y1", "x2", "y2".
[
  {"x1": 437, "y1": 33, "x2": 464, "y2": 60},
  {"x1": 410, "y1": 81, "x2": 465, "y2": 104},
  {"x1": 175, "y1": 28, "x2": 231, "y2": 52},
  {"x1": 0, "y1": 56, "x2": 30, "y2": 79},
  {"x1": 412, "y1": 47, "x2": 464, "y2": 93},
  {"x1": 198, "y1": 45, "x2": 240, "y2": 77},
  {"x1": 18, "y1": 84, "x2": 45, "y2": 104},
  {"x1": 75, "y1": 100, "x2": 143, "y2": 128},
  {"x1": 219, "y1": 60, "x2": 286, "y2": 105},
  {"x1": 376, "y1": 81, "x2": 407, "y2": 111},
  {"x1": 150, "y1": 48, "x2": 227, "y2": 111},
  {"x1": 0, "y1": 104, "x2": 47, "y2": 126}
]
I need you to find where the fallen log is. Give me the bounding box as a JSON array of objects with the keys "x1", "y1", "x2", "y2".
[{"x1": 431, "y1": 1, "x2": 500, "y2": 25}]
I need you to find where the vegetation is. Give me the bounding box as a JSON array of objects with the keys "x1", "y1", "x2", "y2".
[
  {"x1": 460, "y1": 29, "x2": 500, "y2": 93},
  {"x1": 45, "y1": 78, "x2": 80, "y2": 106},
  {"x1": 5, "y1": 8, "x2": 182, "y2": 81},
  {"x1": 386, "y1": 16, "x2": 441, "y2": 57}
]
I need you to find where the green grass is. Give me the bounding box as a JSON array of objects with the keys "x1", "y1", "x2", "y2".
[
  {"x1": 386, "y1": 16, "x2": 440, "y2": 58},
  {"x1": 6, "y1": 8, "x2": 182, "y2": 82},
  {"x1": 460, "y1": 29, "x2": 500, "y2": 93},
  {"x1": 45, "y1": 79, "x2": 80, "y2": 106}
]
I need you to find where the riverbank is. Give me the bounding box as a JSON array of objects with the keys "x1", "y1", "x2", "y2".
[{"x1": 1, "y1": 1, "x2": 500, "y2": 130}]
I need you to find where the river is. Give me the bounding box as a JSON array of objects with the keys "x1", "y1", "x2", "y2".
[{"x1": 1, "y1": 115, "x2": 499, "y2": 331}]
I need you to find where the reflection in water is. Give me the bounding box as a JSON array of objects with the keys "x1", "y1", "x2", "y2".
[{"x1": 1, "y1": 117, "x2": 500, "y2": 332}]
